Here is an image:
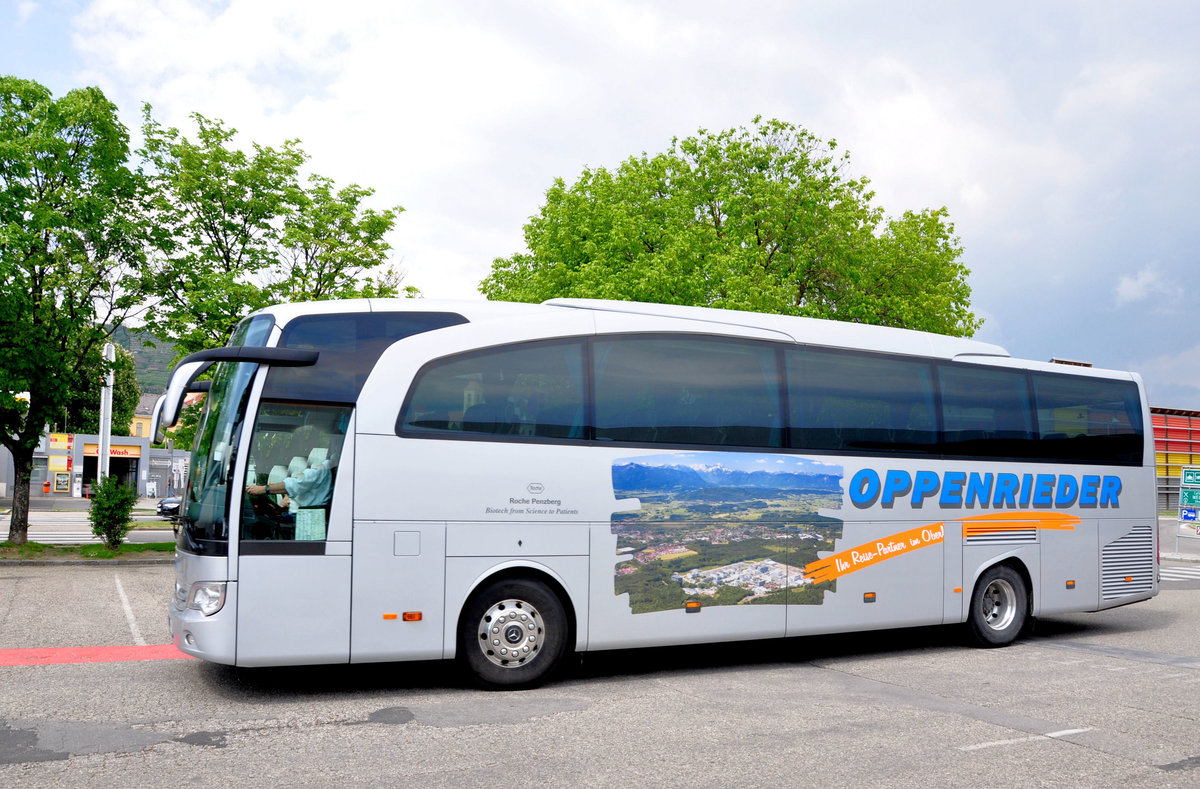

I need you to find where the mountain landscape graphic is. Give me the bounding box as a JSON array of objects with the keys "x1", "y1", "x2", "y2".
[{"x1": 613, "y1": 461, "x2": 841, "y2": 495}]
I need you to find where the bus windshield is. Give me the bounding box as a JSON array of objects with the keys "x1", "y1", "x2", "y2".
[{"x1": 178, "y1": 315, "x2": 274, "y2": 555}]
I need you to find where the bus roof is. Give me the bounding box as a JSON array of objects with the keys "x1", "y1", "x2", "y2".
[
  {"x1": 250, "y1": 297, "x2": 557, "y2": 327},
  {"x1": 545, "y1": 298, "x2": 1010, "y2": 361}
]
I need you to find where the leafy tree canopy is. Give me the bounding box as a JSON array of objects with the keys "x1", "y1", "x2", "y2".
[
  {"x1": 138, "y1": 108, "x2": 412, "y2": 357},
  {"x1": 0, "y1": 75, "x2": 150, "y2": 543},
  {"x1": 60, "y1": 344, "x2": 141, "y2": 436},
  {"x1": 482, "y1": 116, "x2": 981, "y2": 337}
]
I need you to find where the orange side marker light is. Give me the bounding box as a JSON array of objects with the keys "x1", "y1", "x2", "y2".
[
  {"x1": 403, "y1": 612, "x2": 423, "y2": 622},
  {"x1": 685, "y1": 601, "x2": 702, "y2": 613},
  {"x1": 383, "y1": 613, "x2": 398, "y2": 620},
  {"x1": 863, "y1": 592, "x2": 877, "y2": 604},
  {"x1": 1066, "y1": 580, "x2": 1076, "y2": 589}
]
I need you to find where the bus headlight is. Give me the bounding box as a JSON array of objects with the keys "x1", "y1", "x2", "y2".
[{"x1": 188, "y1": 582, "x2": 227, "y2": 616}]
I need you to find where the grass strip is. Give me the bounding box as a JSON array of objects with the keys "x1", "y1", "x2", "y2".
[{"x1": 0, "y1": 541, "x2": 175, "y2": 560}]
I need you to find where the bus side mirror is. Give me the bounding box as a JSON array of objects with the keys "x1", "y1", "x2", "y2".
[
  {"x1": 151, "y1": 394, "x2": 167, "y2": 444},
  {"x1": 160, "y1": 360, "x2": 212, "y2": 431}
]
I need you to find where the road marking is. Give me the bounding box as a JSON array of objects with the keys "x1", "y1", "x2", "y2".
[
  {"x1": 1159, "y1": 567, "x2": 1200, "y2": 582},
  {"x1": 0, "y1": 644, "x2": 193, "y2": 666},
  {"x1": 114, "y1": 574, "x2": 146, "y2": 646},
  {"x1": 959, "y1": 728, "x2": 1093, "y2": 752}
]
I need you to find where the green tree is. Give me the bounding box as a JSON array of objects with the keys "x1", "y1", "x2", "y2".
[
  {"x1": 269, "y1": 175, "x2": 413, "y2": 302},
  {"x1": 482, "y1": 116, "x2": 980, "y2": 337},
  {"x1": 60, "y1": 344, "x2": 141, "y2": 435},
  {"x1": 139, "y1": 109, "x2": 412, "y2": 357},
  {"x1": 138, "y1": 108, "x2": 306, "y2": 356},
  {"x1": 0, "y1": 76, "x2": 149, "y2": 545}
]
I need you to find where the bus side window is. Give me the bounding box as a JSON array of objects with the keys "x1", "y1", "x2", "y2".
[
  {"x1": 400, "y1": 340, "x2": 586, "y2": 441},
  {"x1": 939, "y1": 364, "x2": 1035, "y2": 459},
  {"x1": 1031, "y1": 372, "x2": 1142, "y2": 464},
  {"x1": 788, "y1": 347, "x2": 938, "y2": 454},
  {"x1": 593, "y1": 335, "x2": 782, "y2": 448}
]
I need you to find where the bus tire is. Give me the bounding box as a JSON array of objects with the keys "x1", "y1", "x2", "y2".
[
  {"x1": 459, "y1": 578, "x2": 568, "y2": 690},
  {"x1": 967, "y1": 564, "x2": 1028, "y2": 647}
]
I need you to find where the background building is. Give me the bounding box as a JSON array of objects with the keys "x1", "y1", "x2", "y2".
[{"x1": 1154, "y1": 407, "x2": 1200, "y2": 510}]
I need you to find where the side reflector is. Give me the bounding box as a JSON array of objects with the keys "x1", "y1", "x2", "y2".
[
  {"x1": 382, "y1": 613, "x2": 398, "y2": 620},
  {"x1": 1125, "y1": 576, "x2": 1133, "y2": 583},
  {"x1": 1066, "y1": 580, "x2": 1076, "y2": 589},
  {"x1": 863, "y1": 592, "x2": 877, "y2": 603},
  {"x1": 403, "y1": 612, "x2": 423, "y2": 622},
  {"x1": 953, "y1": 587, "x2": 962, "y2": 594},
  {"x1": 685, "y1": 601, "x2": 701, "y2": 613}
]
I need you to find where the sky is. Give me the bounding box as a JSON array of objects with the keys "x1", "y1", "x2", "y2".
[{"x1": 3, "y1": 1, "x2": 1199, "y2": 409}]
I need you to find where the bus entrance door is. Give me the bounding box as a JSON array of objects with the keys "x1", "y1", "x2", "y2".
[
  {"x1": 234, "y1": 408, "x2": 354, "y2": 666},
  {"x1": 235, "y1": 548, "x2": 352, "y2": 666}
]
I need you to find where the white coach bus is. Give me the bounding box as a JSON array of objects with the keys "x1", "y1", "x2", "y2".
[{"x1": 158, "y1": 298, "x2": 1157, "y2": 688}]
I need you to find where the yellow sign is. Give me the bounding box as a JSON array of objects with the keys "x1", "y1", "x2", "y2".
[
  {"x1": 48, "y1": 456, "x2": 70, "y2": 472},
  {"x1": 83, "y1": 443, "x2": 142, "y2": 458},
  {"x1": 49, "y1": 433, "x2": 73, "y2": 451}
]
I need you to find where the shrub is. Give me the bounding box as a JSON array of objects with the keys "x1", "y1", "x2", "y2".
[{"x1": 89, "y1": 475, "x2": 139, "y2": 549}]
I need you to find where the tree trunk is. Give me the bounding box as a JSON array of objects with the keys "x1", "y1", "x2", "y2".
[{"x1": 7, "y1": 448, "x2": 32, "y2": 546}]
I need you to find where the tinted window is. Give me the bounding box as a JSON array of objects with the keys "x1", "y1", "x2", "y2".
[
  {"x1": 1032, "y1": 372, "x2": 1143, "y2": 464},
  {"x1": 787, "y1": 348, "x2": 938, "y2": 454},
  {"x1": 593, "y1": 335, "x2": 782, "y2": 447},
  {"x1": 264, "y1": 312, "x2": 466, "y2": 402},
  {"x1": 939, "y1": 364, "x2": 1035, "y2": 458},
  {"x1": 400, "y1": 340, "x2": 586, "y2": 440}
]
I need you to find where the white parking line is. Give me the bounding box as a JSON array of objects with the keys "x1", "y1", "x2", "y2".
[
  {"x1": 958, "y1": 728, "x2": 1093, "y2": 752},
  {"x1": 114, "y1": 575, "x2": 146, "y2": 646}
]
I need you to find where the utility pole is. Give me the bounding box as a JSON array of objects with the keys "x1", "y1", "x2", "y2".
[{"x1": 98, "y1": 342, "x2": 115, "y2": 479}]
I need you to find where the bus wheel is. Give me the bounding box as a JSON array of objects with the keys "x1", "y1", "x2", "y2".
[
  {"x1": 460, "y1": 578, "x2": 568, "y2": 689},
  {"x1": 967, "y1": 564, "x2": 1028, "y2": 647}
]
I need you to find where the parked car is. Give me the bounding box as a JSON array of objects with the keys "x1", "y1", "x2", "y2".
[{"x1": 157, "y1": 495, "x2": 181, "y2": 519}]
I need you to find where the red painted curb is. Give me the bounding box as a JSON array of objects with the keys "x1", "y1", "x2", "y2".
[{"x1": 0, "y1": 643, "x2": 195, "y2": 666}]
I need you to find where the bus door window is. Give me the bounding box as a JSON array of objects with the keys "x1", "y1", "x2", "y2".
[{"x1": 242, "y1": 402, "x2": 351, "y2": 542}]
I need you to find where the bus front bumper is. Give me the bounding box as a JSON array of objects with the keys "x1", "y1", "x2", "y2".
[{"x1": 168, "y1": 581, "x2": 238, "y2": 665}]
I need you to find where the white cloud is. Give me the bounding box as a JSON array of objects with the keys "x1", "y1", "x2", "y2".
[
  {"x1": 1135, "y1": 344, "x2": 1200, "y2": 409},
  {"x1": 1057, "y1": 61, "x2": 1173, "y2": 123},
  {"x1": 1115, "y1": 266, "x2": 1168, "y2": 306}
]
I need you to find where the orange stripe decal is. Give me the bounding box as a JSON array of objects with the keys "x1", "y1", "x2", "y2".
[
  {"x1": 804, "y1": 524, "x2": 945, "y2": 583},
  {"x1": 803, "y1": 511, "x2": 1081, "y2": 584},
  {"x1": 960, "y1": 511, "x2": 1079, "y2": 538}
]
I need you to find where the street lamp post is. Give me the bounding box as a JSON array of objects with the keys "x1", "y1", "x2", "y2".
[{"x1": 98, "y1": 343, "x2": 115, "y2": 479}]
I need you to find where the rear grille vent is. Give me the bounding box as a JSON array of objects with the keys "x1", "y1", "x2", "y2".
[{"x1": 1101, "y1": 524, "x2": 1155, "y2": 600}]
